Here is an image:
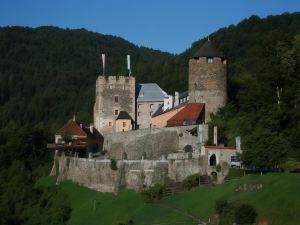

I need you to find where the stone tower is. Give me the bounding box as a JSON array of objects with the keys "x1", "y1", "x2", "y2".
[
  {"x1": 188, "y1": 40, "x2": 227, "y2": 122},
  {"x1": 94, "y1": 76, "x2": 135, "y2": 135}
]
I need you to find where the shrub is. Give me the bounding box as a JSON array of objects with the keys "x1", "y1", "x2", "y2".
[
  {"x1": 234, "y1": 204, "x2": 257, "y2": 225},
  {"x1": 141, "y1": 184, "x2": 166, "y2": 203},
  {"x1": 110, "y1": 159, "x2": 118, "y2": 170},
  {"x1": 216, "y1": 164, "x2": 222, "y2": 172},
  {"x1": 181, "y1": 174, "x2": 199, "y2": 190},
  {"x1": 113, "y1": 216, "x2": 134, "y2": 225},
  {"x1": 219, "y1": 206, "x2": 235, "y2": 225},
  {"x1": 215, "y1": 199, "x2": 229, "y2": 214}
]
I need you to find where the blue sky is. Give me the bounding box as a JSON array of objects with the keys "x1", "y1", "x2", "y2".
[{"x1": 0, "y1": 0, "x2": 299, "y2": 53}]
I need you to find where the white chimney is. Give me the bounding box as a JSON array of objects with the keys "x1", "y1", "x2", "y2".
[
  {"x1": 213, "y1": 126, "x2": 218, "y2": 146},
  {"x1": 90, "y1": 123, "x2": 93, "y2": 134},
  {"x1": 174, "y1": 92, "x2": 179, "y2": 107},
  {"x1": 163, "y1": 95, "x2": 173, "y2": 111}
]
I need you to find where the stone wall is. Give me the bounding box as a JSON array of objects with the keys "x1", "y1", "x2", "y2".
[
  {"x1": 103, "y1": 125, "x2": 208, "y2": 160},
  {"x1": 188, "y1": 57, "x2": 227, "y2": 122},
  {"x1": 56, "y1": 155, "x2": 169, "y2": 192}
]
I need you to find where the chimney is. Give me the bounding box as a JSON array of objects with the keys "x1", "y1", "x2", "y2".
[
  {"x1": 174, "y1": 92, "x2": 179, "y2": 107},
  {"x1": 213, "y1": 126, "x2": 218, "y2": 146},
  {"x1": 90, "y1": 123, "x2": 93, "y2": 134}
]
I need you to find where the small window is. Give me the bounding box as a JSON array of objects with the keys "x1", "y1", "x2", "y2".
[
  {"x1": 138, "y1": 104, "x2": 142, "y2": 109},
  {"x1": 123, "y1": 122, "x2": 126, "y2": 127},
  {"x1": 150, "y1": 111, "x2": 153, "y2": 116},
  {"x1": 150, "y1": 104, "x2": 154, "y2": 109},
  {"x1": 123, "y1": 85, "x2": 125, "y2": 90},
  {"x1": 109, "y1": 122, "x2": 112, "y2": 126},
  {"x1": 138, "y1": 112, "x2": 141, "y2": 116},
  {"x1": 222, "y1": 59, "x2": 227, "y2": 65},
  {"x1": 114, "y1": 109, "x2": 119, "y2": 115},
  {"x1": 114, "y1": 95, "x2": 119, "y2": 103},
  {"x1": 207, "y1": 57, "x2": 213, "y2": 63}
]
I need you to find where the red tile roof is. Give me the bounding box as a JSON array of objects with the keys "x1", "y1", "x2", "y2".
[
  {"x1": 167, "y1": 103, "x2": 205, "y2": 126},
  {"x1": 56, "y1": 120, "x2": 87, "y2": 137}
]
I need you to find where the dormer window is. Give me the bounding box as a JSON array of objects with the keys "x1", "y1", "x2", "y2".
[{"x1": 207, "y1": 57, "x2": 213, "y2": 63}]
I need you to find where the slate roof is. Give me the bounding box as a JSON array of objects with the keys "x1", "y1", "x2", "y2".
[
  {"x1": 167, "y1": 103, "x2": 205, "y2": 127},
  {"x1": 179, "y1": 91, "x2": 188, "y2": 100},
  {"x1": 136, "y1": 83, "x2": 167, "y2": 102},
  {"x1": 116, "y1": 111, "x2": 133, "y2": 121},
  {"x1": 193, "y1": 40, "x2": 226, "y2": 59}
]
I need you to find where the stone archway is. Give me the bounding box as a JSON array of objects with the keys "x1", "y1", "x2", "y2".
[
  {"x1": 209, "y1": 154, "x2": 216, "y2": 166},
  {"x1": 211, "y1": 171, "x2": 218, "y2": 181}
]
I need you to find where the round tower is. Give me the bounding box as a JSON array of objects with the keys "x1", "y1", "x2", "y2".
[{"x1": 188, "y1": 40, "x2": 227, "y2": 122}]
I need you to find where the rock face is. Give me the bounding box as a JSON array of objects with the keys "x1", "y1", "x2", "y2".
[{"x1": 188, "y1": 56, "x2": 227, "y2": 122}]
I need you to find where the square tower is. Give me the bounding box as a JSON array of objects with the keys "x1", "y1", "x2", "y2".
[{"x1": 94, "y1": 76, "x2": 135, "y2": 135}]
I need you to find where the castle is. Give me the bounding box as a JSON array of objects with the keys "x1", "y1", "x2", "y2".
[
  {"x1": 49, "y1": 40, "x2": 242, "y2": 193},
  {"x1": 94, "y1": 40, "x2": 227, "y2": 134}
]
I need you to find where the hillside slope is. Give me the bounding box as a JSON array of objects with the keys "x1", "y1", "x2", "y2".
[{"x1": 37, "y1": 173, "x2": 300, "y2": 225}]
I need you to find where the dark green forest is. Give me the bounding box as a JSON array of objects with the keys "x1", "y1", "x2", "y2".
[{"x1": 0, "y1": 12, "x2": 300, "y2": 224}]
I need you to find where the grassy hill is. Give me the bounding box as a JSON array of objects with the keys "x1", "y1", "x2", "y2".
[{"x1": 37, "y1": 173, "x2": 300, "y2": 225}]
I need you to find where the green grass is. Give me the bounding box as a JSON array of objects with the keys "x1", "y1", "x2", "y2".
[{"x1": 37, "y1": 173, "x2": 300, "y2": 225}]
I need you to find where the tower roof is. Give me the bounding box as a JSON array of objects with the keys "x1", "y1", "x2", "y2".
[{"x1": 192, "y1": 40, "x2": 226, "y2": 59}]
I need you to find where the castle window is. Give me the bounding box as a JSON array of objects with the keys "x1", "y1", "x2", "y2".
[
  {"x1": 207, "y1": 57, "x2": 213, "y2": 63},
  {"x1": 150, "y1": 104, "x2": 154, "y2": 109},
  {"x1": 109, "y1": 122, "x2": 112, "y2": 126},
  {"x1": 222, "y1": 59, "x2": 227, "y2": 64},
  {"x1": 123, "y1": 85, "x2": 125, "y2": 90},
  {"x1": 138, "y1": 104, "x2": 142, "y2": 109},
  {"x1": 150, "y1": 111, "x2": 153, "y2": 116},
  {"x1": 123, "y1": 122, "x2": 126, "y2": 127},
  {"x1": 114, "y1": 109, "x2": 119, "y2": 115},
  {"x1": 114, "y1": 95, "x2": 119, "y2": 103},
  {"x1": 138, "y1": 112, "x2": 141, "y2": 116}
]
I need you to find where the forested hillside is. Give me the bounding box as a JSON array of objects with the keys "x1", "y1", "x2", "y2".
[{"x1": 0, "y1": 12, "x2": 300, "y2": 225}]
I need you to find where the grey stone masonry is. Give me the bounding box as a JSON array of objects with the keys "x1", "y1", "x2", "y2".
[
  {"x1": 189, "y1": 57, "x2": 227, "y2": 122},
  {"x1": 94, "y1": 76, "x2": 135, "y2": 135}
]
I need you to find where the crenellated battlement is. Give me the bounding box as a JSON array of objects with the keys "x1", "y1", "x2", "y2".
[{"x1": 97, "y1": 75, "x2": 135, "y2": 85}]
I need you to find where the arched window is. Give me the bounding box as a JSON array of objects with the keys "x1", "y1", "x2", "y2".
[{"x1": 209, "y1": 154, "x2": 216, "y2": 166}]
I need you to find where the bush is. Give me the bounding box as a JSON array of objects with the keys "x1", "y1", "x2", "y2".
[
  {"x1": 215, "y1": 199, "x2": 229, "y2": 214},
  {"x1": 113, "y1": 216, "x2": 134, "y2": 225},
  {"x1": 141, "y1": 184, "x2": 166, "y2": 203},
  {"x1": 216, "y1": 164, "x2": 222, "y2": 172},
  {"x1": 234, "y1": 204, "x2": 257, "y2": 225},
  {"x1": 181, "y1": 174, "x2": 199, "y2": 190},
  {"x1": 219, "y1": 206, "x2": 235, "y2": 225},
  {"x1": 110, "y1": 159, "x2": 118, "y2": 170}
]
